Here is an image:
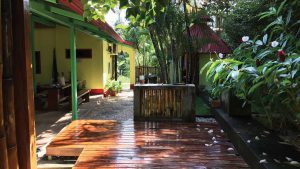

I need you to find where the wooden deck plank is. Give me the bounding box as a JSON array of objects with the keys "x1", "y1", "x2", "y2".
[{"x1": 46, "y1": 120, "x2": 249, "y2": 168}]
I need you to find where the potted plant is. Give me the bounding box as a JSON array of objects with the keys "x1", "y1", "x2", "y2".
[
  {"x1": 210, "y1": 97, "x2": 221, "y2": 108},
  {"x1": 104, "y1": 80, "x2": 122, "y2": 97},
  {"x1": 207, "y1": 89, "x2": 221, "y2": 108}
]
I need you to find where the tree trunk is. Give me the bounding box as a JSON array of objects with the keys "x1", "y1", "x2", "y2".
[
  {"x1": 149, "y1": 26, "x2": 167, "y2": 83},
  {"x1": 157, "y1": 34, "x2": 169, "y2": 83},
  {"x1": 2, "y1": 0, "x2": 19, "y2": 168},
  {"x1": 183, "y1": 0, "x2": 194, "y2": 83},
  {"x1": 191, "y1": 54, "x2": 200, "y2": 93}
]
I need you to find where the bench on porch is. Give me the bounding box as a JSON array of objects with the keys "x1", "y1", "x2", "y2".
[{"x1": 69, "y1": 89, "x2": 90, "y2": 108}]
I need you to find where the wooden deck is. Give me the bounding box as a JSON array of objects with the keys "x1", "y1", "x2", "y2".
[{"x1": 46, "y1": 120, "x2": 249, "y2": 168}]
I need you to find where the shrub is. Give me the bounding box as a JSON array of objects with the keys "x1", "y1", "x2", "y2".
[{"x1": 202, "y1": 0, "x2": 300, "y2": 131}]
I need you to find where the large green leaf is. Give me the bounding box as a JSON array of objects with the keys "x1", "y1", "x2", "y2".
[
  {"x1": 248, "y1": 81, "x2": 265, "y2": 95},
  {"x1": 119, "y1": 0, "x2": 129, "y2": 9}
]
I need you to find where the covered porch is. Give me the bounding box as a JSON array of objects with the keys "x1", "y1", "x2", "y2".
[{"x1": 30, "y1": 0, "x2": 136, "y2": 119}]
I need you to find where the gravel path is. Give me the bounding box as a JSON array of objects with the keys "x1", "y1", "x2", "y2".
[{"x1": 78, "y1": 89, "x2": 134, "y2": 121}]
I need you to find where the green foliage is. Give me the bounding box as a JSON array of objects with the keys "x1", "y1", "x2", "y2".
[
  {"x1": 81, "y1": 0, "x2": 168, "y2": 26},
  {"x1": 105, "y1": 80, "x2": 122, "y2": 93},
  {"x1": 203, "y1": 0, "x2": 300, "y2": 131},
  {"x1": 116, "y1": 24, "x2": 157, "y2": 67},
  {"x1": 222, "y1": 0, "x2": 271, "y2": 48},
  {"x1": 117, "y1": 52, "x2": 130, "y2": 77},
  {"x1": 195, "y1": 97, "x2": 211, "y2": 116}
]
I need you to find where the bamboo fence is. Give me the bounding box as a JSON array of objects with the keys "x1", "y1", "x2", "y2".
[{"x1": 134, "y1": 84, "x2": 195, "y2": 122}]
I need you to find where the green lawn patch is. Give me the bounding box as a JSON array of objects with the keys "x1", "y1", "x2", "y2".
[{"x1": 195, "y1": 97, "x2": 211, "y2": 116}]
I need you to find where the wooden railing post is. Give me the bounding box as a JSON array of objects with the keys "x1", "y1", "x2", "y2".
[
  {"x1": 12, "y1": 0, "x2": 37, "y2": 168},
  {"x1": 0, "y1": 1, "x2": 9, "y2": 168},
  {"x1": 182, "y1": 85, "x2": 196, "y2": 122},
  {"x1": 134, "y1": 86, "x2": 141, "y2": 120},
  {"x1": 0, "y1": 38, "x2": 9, "y2": 169},
  {"x1": 2, "y1": 0, "x2": 19, "y2": 167}
]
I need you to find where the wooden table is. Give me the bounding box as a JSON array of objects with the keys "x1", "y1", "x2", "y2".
[{"x1": 46, "y1": 120, "x2": 249, "y2": 168}]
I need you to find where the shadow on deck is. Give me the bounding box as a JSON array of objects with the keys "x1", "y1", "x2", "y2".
[{"x1": 46, "y1": 120, "x2": 249, "y2": 168}]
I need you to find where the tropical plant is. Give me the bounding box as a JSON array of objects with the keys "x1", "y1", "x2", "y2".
[
  {"x1": 202, "y1": 0, "x2": 300, "y2": 131},
  {"x1": 105, "y1": 80, "x2": 122, "y2": 93}
]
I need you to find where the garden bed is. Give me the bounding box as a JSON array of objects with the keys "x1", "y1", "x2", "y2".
[{"x1": 214, "y1": 108, "x2": 300, "y2": 169}]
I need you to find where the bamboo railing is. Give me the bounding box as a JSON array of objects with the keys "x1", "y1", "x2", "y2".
[{"x1": 134, "y1": 84, "x2": 195, "y2": 122}]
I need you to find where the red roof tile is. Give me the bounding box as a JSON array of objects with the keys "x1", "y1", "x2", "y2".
[
  {"x1": 189, "y1": 23, "x2": 231, "y2": 54},
  {"x1": 58, "y1": 0, "x2": 135, "y2": 48}
]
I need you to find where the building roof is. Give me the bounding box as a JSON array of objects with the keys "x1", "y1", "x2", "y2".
[
  {"x1": 189, "y1": 23, "x2": 231, "y2": 54},
  {"x1": 58, "y1": 0, "x2": 135, "y2": 47}
]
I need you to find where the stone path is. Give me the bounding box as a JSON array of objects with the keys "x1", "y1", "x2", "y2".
[{"x1": 78, "y1": 89, "x2": 133, "y2": 121}]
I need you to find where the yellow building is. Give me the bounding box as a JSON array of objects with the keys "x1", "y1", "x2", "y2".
[{"x1": 31, "y1": 0, "x2": 136, "y2": 95}]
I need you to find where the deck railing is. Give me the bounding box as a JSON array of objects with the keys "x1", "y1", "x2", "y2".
[{"x1": 134, "y1": 84, "x2": 195, "y2": 122}]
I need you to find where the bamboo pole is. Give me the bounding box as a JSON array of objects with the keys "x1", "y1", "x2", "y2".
[{"x1": 2, "y1": 0, "x2": 19, "y2": 168}]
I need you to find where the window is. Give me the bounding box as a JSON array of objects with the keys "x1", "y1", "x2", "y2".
[
  {"x1": 35, "y1": 51, "x2": 41, "y2": 74},
  {"x1": 66, "y1": 49, "x2": 92, "y2": 59}
]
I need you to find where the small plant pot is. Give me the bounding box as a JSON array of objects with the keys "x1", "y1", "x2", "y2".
[
  {"x1": 110, "y1": 91, "x2": 116, "y2": 97},
  {"x1": 211, "y1": 99, "x2": 221, "y2": 108}
]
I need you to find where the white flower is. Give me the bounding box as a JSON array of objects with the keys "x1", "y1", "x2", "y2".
[
  {"x1": 260, "y1": 159, "x2": 267, "y2": 163},
  {"x1": 255, "y1": 136, "x2": 260, "y2": 140},
  {"x1": 256, "y1": 40, "x2": 263, "y2": 46},
  {"x1": 220, "y1": 129, "x2": 224, "y2": 133},
  {"x1": 205, "y1": 143, "x2": 213, "y2": 147},
  {"x1": 247, "y1": 140, "x2": 251, "y2": 143},
  {"x1": 271, "y1": 41, "x2": 279, "y2": 48},
  {"x1": 219, "y1": 53, "x2": 224, "y2": 59},
  {"x1": 213, "y1": 140, "x2": 218, "y2": 144},
  {"x1": 286, "y1": 157, "x2": 293, "y2": 161},
  {"x1": 212, "y1": 137, "x2": 216, "y2": 140},
  {"x1": 274, "y1": 159, "x2": 281, "y2": 163},
  {"x1": 227, "y1": 147, "x2": 234, "y2": 151},
  {"x1": 262, "y1": 152, "x2": 267, "y2": 156},
  {"x1": 208, "y1": 129, "x2": 213, "y2": 134},
  {"x1": 290, "y1": 161, "x2": 299, "y2": 165},
  {"x1": 242, "y1": 36, "x2": 249, "y2": 42}
]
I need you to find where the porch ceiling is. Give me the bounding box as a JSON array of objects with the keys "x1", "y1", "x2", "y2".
[{"x1": 29, "y1": 0, "x2": 135, "y2": 48}]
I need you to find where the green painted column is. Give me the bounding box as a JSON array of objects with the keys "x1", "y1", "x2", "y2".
[
  {"x1": 70, "y1": 26, "x2": 78, "y2": 120},
  {"x1": 30, "y1": 17, "x2": 37, "y2": 95}
]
